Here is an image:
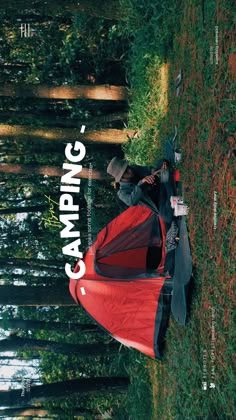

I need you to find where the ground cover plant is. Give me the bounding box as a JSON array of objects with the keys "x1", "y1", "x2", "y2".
[{"x1": 120, "y1": 0, "x2": 235, "y2": 418}]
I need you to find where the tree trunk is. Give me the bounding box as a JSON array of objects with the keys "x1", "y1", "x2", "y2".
[
  {"x1": 9, "y1": 274, "x2": 54, "y2": 280},
  {"x1": 0, "y1": 318, "x2": 101, "y2": 333},
  {"x1": 0, "y1": 257, "x2": 64, "y2": 268},
  {"x1": 0, "y1": 192, "x2": 61, "y2": 204},
  {"x1": 0, "y1": 0, "x2": 126, "y2": 20},
  {"x1": 0, "y1": 407, "x2": 46, "y2": 417},
  {"x1": 2, "y1": 12, "x2": 72, "y2": 24},
  {"x1": 3, "y1": 275, "x2": 68, "y2": 287},
  {"x1": 0, "y1": 336, "x2": 119, "y2": 356},
  {"x1": 0, "y1": 355, "x2": 40, "y2": 360},
  {"x1": 0, "y1": 363, "x2": 39, "y2": 369},
  {"x1": 0, "y1": 163, "x2": 109, "y2": 180},
  {"x1": 0, "y1": 204, "x2": 48, "y2": 215},
  {"x1": 0, "y1": 285, "x2": 76, "y2": 306},
  {"x1": 0, "y1": 406, "x2": 94, "y2": 417},
  {"x1": 0, "y1": 125, "x2": 133, "y2": 144},
  {"x1": 0, "y1": 376, "x2": 129, "y2": 407},
  {"x1": 0, "y1": 111, "x2": 128, "y2": 129},
  {"x1": 0, "y1": 378, "x2": 41, "y2": 383},
  {"x1": 0, "y1": 62, "x2": 29, "y2": 68},
  {"x1": 0, "y1": 63, "x2": 30, "y2": 77},
  {"x1": 0, "y1": 84, "x2": 129, "y2": 100},
  {"x1": 0, "y1": 257, "x2": 65, "y2": 275}
]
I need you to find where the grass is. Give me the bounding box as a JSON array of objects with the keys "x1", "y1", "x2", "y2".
[
  {"x1": 117, "y1": 0, "x2": 236, "y2": 418},
  {"x1": 123, "y1": 56, "x2": 168, "y2": 165}
]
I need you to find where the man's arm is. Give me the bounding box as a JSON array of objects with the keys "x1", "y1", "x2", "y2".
[
  {"x1": 118, "y1": 175, "x2": 156, "y2": 206},
  {"x1": 118, "y1": 182, "x2": 145, "y2": 206}
]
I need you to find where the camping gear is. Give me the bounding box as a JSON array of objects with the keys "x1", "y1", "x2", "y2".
[
  {"x1": 164, "y1": 126, "x2": 182, "y2": 166},
  {"x1": 171, "y1": 216, "x2": 192, "y2": 325},
  {"x1": 173, "y1": 169, "x2": 181, "y2": 182},
  {"x1": 70, "y1": 133, "x2": 192, "y2": 358},
  {"x1": 175, "y1": 150, "x2": 182, "y2": 163},
  {"x1": 170, "y1": 196, "x2": 184, "y2": 208},
  {"x1": 170, "y1": 196, "x2": 189, "y2": 217},
  {"x1": 175, "y1": 69, "x2": 183, "y2": 97},
  {"x1": 165, "y1": 220, "x2": 179, "y2": 253},
  {"x1": 164, "y1": 128, "x2": 182, "y2": 197},
  {"x1": 69, "y1": 205, "x2": 173, "y2": 360},
  {"x1": 174, "y1": 203, "x2": 189, "y2": 217}
]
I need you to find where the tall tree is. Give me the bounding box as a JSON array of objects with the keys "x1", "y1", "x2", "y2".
[
  {"x1": 0, "y1": 363, "x2": 39, "y2": 369},
  {"x1": 0, "y1": 355, "x2": 40, "y2": 361},
  {"x1": 0, "y1": 406, "x2": 94, "y2": 418},
  {"x1": 0, "y1": 204, "x2": 48, "y2": 215},
  {"x1": 0, "y1": 63, "x2": 29, "y2": 69},
  {"x1": 0, "y1": 192, "x2": 61, "y2": 204},
  {"x1": 0, "y1": 336, "x2": 119, "y2": 356},
  {"x1": 0, "y1": 286, "x2": 76, "y2": 306},
  {"x1": 1, "y1": 275, "x2": 67, "y2": 287},
  {"x1": 0, "y1": 377, "x2": 129, "y2": 407},
  {"x1": 0, "y1": 0, "x2": 126, "y2": 20},
  {"x1": 0, "y1": 257, "x2": 64, "y2": 270},
  {"x1": 0, "y1": 163, "x2": 109, "y2": 180},
  {"x1": 0, "y1": 125, "x2": 134, "y2": 144},
  {"x1": 0, "y1": 318, "x2": 101, "y2": 333},
  {"x1": 0, "y1": 378, "x2": 41, "y2": 383},
  {"x1": 0, "y1": 258, "x2": 65, "y2": 276},
  {"x1": 0, "y1": 111, "x2": 128, "y2": 129},
  {"x1": 0, "y1": 84, "x2": 129, "y2": 100}
]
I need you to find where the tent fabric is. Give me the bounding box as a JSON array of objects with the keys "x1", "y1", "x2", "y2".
[
  {"x1": 70, "y1": 277, "x2": 172, "y2": 359},
  {"x1": 96, "y1": 208, "x2": 163, "y2": 277},
  {"x1": 69, "y1": 205, "x2": 171, "y2": 359}
]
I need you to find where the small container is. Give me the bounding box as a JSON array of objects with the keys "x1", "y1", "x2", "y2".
[
  {"x1": 174, "y1": 204, "x2": 189, "y2": 217},
  {"x1": 170, "y1": 196, "x2": 184, "y2": 208},
  {"x1": 174, "y1": 169, "x2": 181, "y2": 182},
  {"x1": 175, "y1": 151, "x2": 182, "y2": 163}
]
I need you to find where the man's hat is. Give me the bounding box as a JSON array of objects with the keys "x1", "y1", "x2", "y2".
[{"x1": 107, "y1": 157, "x2": 128, "y2": 182}]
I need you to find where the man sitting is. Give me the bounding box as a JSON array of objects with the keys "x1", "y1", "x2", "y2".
[{"x1": 107, "y1": 157, "x2": 174, "y2": 225}]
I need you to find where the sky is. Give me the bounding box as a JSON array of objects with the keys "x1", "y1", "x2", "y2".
[{"x1": 0, "y1": 351, "x2": 40, "y2": 391}]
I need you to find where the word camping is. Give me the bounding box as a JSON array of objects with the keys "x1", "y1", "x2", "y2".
[{"x1": 59, "y1": 129, "x2": 86, "y2": 279}]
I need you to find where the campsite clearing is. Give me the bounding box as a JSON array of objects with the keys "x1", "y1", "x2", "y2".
[{"x1": 121, "y1": 0, "x2": 235, "y2": 418}]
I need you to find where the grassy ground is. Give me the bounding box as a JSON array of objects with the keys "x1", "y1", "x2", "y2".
[{"x1": 119, "y1": 0, "x2": 235, "y2": 418}]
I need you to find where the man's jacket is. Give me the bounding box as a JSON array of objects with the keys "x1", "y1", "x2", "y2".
[
  {"x1": 118, "y1": 165, "x2": 158, "y2": 212},
  {"x1": 118, "y1": 163, "x2": 174, "y2": 224}
]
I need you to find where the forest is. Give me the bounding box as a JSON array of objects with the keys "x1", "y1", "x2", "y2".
[
  {"x1": 0, "y1": 1, "x2": 133, "y2": 419},
  {"x1": 0, "y1": 0, "x2": 235, "y2": 419}
]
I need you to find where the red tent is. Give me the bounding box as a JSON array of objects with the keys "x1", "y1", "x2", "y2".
[{"x1": 69, "y1": 205, "x2": 172, "y2": 359}]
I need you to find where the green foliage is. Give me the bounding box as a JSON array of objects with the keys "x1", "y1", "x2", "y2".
[
  {"x1": 0, "y1": 14, "x2": 128, "y2": 86},
  {"x1": 117, "y1": 0, "x2": 180, "y2": 165},
  {"x1": 119, "y1": 0, "x2": 235, "y2": 418},
  {"x1": 0, "y1": 8, "x2": 130, "y2": 420},
  {"x1": 122, "y1": 53, "x2": 167, "y2": 165},
  {"x1": 71, "y1": 15, "x2": 128, "y2": 81},
  {"x1": 119, "y1": 0, "x2": 180, "y2": 60},
  {"x1": 15, "y1": 305, "x2": 128, "y2": 417}
]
